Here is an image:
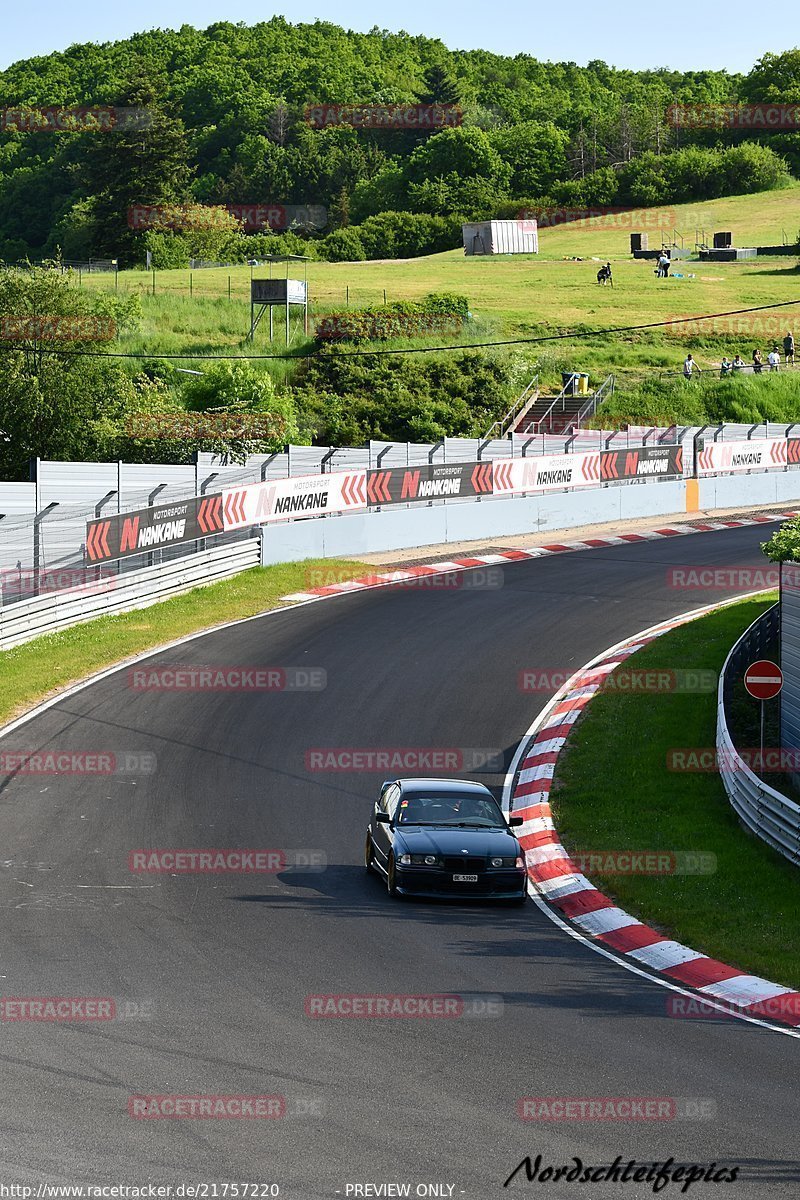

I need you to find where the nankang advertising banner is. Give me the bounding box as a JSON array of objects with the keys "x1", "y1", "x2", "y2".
[
  {"x1": 492, "y1": 452, "x2": 600, "y2": 494},
  {"x1": 221, "y1": 470, "x2": 366, "y2": 531},
  {"x1": 488, "y1": 445, "x2": 681, "y2": 494},
  {"x1": 600, "y1": 444, "x2": 683, "y2": 481},
  {"x1": 366, "y1": 462, "x2": 493, "y2": 505},
  {"x1": 697, "y1": 438, "x2": 790, "y2": 475},
  {"x1": 86, "y1": 495, "x2": 223, "y2": 563}
]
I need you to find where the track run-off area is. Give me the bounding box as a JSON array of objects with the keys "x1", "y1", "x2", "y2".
[{"x1": 0, "y1": 522, "x2": 797, "y2": 1197}]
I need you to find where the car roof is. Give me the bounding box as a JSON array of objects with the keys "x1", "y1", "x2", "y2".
[{"x1": 396, "y1": 778, "x2": 495, "y2": 797}]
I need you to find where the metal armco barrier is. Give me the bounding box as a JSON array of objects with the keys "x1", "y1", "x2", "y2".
[
  {"x1": 781, "y1": 561, "x2": 800, "y2": 771},
  {"x1": 0, "y1": 539, "x2": 260, "y2": 650},
  {"x1": 3, "y1": 422, "x2": 800, "y2": 628},
  {"x1": 717, "y1": 603, "x2": 800, "y2": 866}
]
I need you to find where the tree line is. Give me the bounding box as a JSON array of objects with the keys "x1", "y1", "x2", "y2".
[{"x1": 0, "y1": 22, "x2": 798, "y2": 264}]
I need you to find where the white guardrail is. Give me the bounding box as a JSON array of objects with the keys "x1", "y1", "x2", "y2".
[
  {"x1": 717, "y1": 603, "x2": 800, "y2": 866},
  {"x1": 0, "y1": 539, "x2": 260, "y2": 650}
]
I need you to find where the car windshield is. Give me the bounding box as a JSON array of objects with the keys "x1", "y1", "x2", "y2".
[{"x1": 395, "y1": 792, "x2": 506, "y2": 827}]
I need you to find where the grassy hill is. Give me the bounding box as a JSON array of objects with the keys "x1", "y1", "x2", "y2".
[{"x1": 80, "y1": 188, "x2": 800, "y2": 395}]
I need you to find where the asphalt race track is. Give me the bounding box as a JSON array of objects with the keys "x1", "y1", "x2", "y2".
[{"x1": 0, "y1": 524, "x2": 797, "y2": 1198}]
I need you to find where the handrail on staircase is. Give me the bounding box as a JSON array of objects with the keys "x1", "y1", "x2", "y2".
[
  {"x1": 574, "y1": 373, "x2": 615, "y2": 429},
  {"x1": 529, "y1": 377, "x2": 577, "y2": 435},
  {"x1": 485, "y1": 373, "x2": 539, "y2": 440}
]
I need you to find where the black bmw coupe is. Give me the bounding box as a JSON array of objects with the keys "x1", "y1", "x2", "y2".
[{"x1": 365, "y1": 777, "x2": 527, "y2": 902}]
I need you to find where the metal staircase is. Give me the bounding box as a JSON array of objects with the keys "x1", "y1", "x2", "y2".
[
  {"x1": 485, "y1": 375, "x2": 539, "y2": 440},
  {"x1": 517, "y1": 374, "x2": 616, "y2": 435}
]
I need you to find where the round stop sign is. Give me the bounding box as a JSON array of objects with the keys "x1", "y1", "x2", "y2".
[{"x1": 744, "y1": 660, "x2": 783, "y2": 701}]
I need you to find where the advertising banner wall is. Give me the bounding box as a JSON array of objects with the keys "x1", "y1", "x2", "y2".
[
  {"x1": 366, "y1": 463, "x2": 493, "y2": 505},
  {"x1": 221, "y1": 471, "x2": 367, "y2": 531},
  {"x1": 697, "y1": 439, "x2": 792, "y2": 475},
  {"x1": 86, "y1": 495, "x2": 223, "y2": 563},
  {"x1": 600, "y1": 444, "x2": 683, "y2": 481},
  {"x1": 492, "y1": 452, "x2": 600, "y2": 494},
  {"x1": 82, "y1": 440, "x2": 743, "y2": 565}
]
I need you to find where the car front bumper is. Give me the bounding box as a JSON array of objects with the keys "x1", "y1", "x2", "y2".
[{"x1": 394, "y1": 866, "x2": 527, "y2": 900}]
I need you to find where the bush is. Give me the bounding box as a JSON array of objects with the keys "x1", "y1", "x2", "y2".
[
  {"x1": 354, "y1": 212, "x2": 458, "y2": 258},
  {"x1": 295, "y1": 350, "x2": 516, "y2": 443},
  {"x1": 616, "y1": 144, "x2": 791, "y2": 205},
  {"x1": 494, "y1": 146, "x2": 790, "y2": 225},
  {"x1": 318, "y1": 213, "x2": 461, "y2": 262},
  {"x1": 421, "y1": 291, "x2": 469, "y2": 318},
  {"x1": 240, "y1": 231, "x2": 322, "y2": 260},
  {"x1": 142, "y1": 231, "x2": 192, "y2": 269},
  {"x1": 313, "y1": 292, "x2": 470, "y2": 342},
  {"x1": 321, "y1": 227, "x2": 366, "y2": 262}
]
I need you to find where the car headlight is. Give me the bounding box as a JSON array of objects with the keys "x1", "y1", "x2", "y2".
[
  {"x1": 490, "y1": 856, "x2": 526, "y2": 869},
  {"x1": 398, "y1": 853, "x2": 412, "y2": 866},
  {"x1": 515, "y1": 855, "x2": 526, "y2": 871}
]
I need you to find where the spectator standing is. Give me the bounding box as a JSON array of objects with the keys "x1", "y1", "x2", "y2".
[
  {"x1": 732, "y1": 354, "x2": 745, "y2": 373},
  {"x1": 784, "y1": 332, "x2": 795, "y2": 364},
  {"x1": 752, "y1": 348, "x2": 763, "y2": 375},
  {"x1": 683, "y1": 353, "x2": 695, "y2": 379},
  {"x1": 768, "y1": 346, "x2": 781, "y2": 372},
  {"x1": 720, "y1": 356, "x2": 732, "y2": 377}
]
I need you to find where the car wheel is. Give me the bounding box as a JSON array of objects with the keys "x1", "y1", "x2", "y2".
[
  {"x1": 364, "y1": 832, "x2": 375, "y2": 874},
  {"x1": 387, "y1": 853, "x2": 399, "y2": 897}
]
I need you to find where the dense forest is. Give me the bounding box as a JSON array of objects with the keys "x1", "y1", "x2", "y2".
[{"x1": 0, "y1": 22, "x2": 798, "y2": 264}]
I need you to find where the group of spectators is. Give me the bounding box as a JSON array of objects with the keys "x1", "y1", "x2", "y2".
[{"x1": 683, "y1": 332, "x2": 795, "y2": 379}]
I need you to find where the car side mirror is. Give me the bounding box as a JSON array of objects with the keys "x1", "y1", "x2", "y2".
[
  {"x1": 509, "y1": 816, "x2": 523, "y2": 827},
  {"x1": 376, "y1": 812, "x2": 391, "y2": 824}
]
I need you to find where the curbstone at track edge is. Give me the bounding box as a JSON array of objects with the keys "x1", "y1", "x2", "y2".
[{"x1": 503, "y1": 590, "x2": 800, "y2": 1037}]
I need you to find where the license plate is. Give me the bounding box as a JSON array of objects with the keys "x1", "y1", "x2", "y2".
[{"x1": 453, "y1": 874, "x2": 478, "y2": 883}]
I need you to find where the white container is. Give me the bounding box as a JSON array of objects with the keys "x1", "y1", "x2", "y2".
[{"x1": 462, "y1": 219, "x2": 538, "y2": 256}]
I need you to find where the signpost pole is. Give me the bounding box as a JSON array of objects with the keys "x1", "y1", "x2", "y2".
[{"x1": 744, "y1": 659, "x2": 784, "y2": 771}]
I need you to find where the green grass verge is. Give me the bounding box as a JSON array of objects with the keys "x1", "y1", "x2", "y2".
[
  {"x1": 0, "y1": 558, "x2": 368, "y2": 728},
  {"x1": 551, "y1": 594, "x2": 800, "y2": 989}
]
